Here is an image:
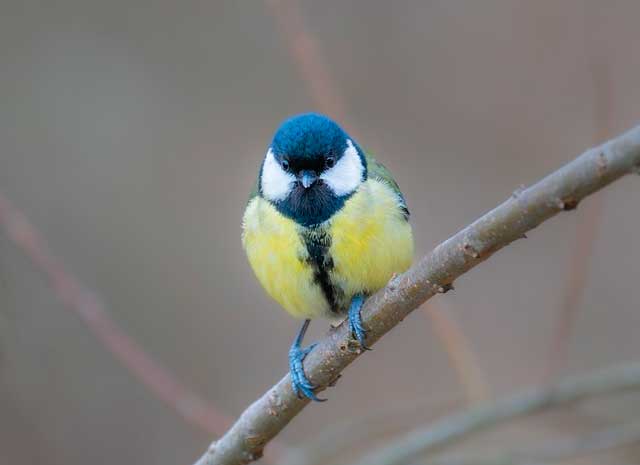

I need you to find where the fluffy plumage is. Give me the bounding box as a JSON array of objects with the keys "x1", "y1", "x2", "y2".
[{"x1": 242, "y1": 113, "x2": 414, "y2": 320}]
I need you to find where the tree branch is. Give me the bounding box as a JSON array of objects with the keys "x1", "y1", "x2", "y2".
[
  {"x1": 193, "y1": 124, "x2": 640, "y2": 465},
  {"x1": 421, "y1": 420, "x2": 640, "y2": 465},
  {"x1": 360, "y1": 363, "x2": 640, "y2": 465}
]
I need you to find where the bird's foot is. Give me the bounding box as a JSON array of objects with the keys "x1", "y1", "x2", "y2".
[
  {"x1": 348, "y1": 294, "x2": 371, "y2": 350},
  {"x1": 289, "y1": 342, "x2": 324, "y2": 401}
]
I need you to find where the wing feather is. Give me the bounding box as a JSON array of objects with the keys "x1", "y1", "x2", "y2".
[{"x1": 365, "y1": 153, "x2": 410, "y2": 219}]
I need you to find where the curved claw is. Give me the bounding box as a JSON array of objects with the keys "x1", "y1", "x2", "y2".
[
  {"x1": 348, "y1": 294, "x2": 371, "y2": 350},
  {"x1": 289, "y1": 342, "x2": 326, "y2": 402}
]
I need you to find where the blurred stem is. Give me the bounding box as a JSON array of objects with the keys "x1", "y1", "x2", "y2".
[
  {"x1": 546, "y1": 195, "x2": 603, "y2": 379},
  {"x1": 0, "y1": 194, "x2": 287, "y2": 462},
  {"x1": 353, "y1": 363, "x2": 640, "y2": 465},
  {"x1": 265, "y1": 0, "x2": 349, "y2": 123},
  {"x1": 424, "y1": 301, "x2": 490, "y2": 404},
  {"x1": 546, "y1": 1, "x2": 611, "y2": 380},
  {"x1": 193, "y1": 121, "x2": 640, "y2": 465},
  {"x1": 422, "y1": 421, "x2": 640, "y2": 465},
  {"x1": 282, "y1": 396, "x2": 461, "y2": 465}
]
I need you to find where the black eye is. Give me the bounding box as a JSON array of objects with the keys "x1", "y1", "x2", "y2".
[
  {"x1": 325, "y1": 157, "x2": 336, "y2": 168},
  {"x1": 280, "y1": 159, "x2": 290, "y2": 171}
]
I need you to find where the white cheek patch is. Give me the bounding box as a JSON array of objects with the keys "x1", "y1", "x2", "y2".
[
  {"x1": 260, "y1": 148, "x2": 296, "y2": 202},
  {"x1": 320, "y1": 139, "x2": 365, "y2": 196}
]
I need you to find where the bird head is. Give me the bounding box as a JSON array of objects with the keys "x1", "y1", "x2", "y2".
[{"x1": 259, "y1": 113, "x2": 367, "y2": 226}]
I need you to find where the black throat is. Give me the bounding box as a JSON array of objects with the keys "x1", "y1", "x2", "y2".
[{"x1": 272, "y1": 181, "x2": 351, "y2": 227}]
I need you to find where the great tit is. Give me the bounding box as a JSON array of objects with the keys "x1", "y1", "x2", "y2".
[{"x1": 242, "y1": 113, "x2": 414, "y2": 400}]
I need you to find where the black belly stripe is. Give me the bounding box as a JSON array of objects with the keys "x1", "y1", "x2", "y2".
[{"x1": 300, "y1": 228, "x2": 342, "y2": 313}]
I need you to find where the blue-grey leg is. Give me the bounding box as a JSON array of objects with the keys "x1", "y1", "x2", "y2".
[
  {"x1": 288, "y1": 319, "x2": 325, "y2": 402},
  {"x1": 348, "y1": 294, "x2": 371, "y2": 350}
]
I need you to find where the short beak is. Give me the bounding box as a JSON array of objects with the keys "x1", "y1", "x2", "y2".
[{"x1": 299, "y1": 170, "x2": 318, "y2": 189}]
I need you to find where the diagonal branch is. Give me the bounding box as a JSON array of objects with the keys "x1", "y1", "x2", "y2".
[
  {"x1": 424, "y1": 419, "x2": 640, "y2": 465},
  {"x1": 194, "y1": 124, "x2": 640, "y2": 465},
  {"x1": 360, "y1": 363, "x2": 640, "y2": 465}
]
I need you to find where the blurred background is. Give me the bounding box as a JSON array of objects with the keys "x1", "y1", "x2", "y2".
[{"x1": 1, "y1": 1, "x2": 640, "y2": 464}]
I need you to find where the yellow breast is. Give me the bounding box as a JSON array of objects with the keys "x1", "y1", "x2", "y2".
[
  {"x1": 241, "y1": 179, "x2": 414, "y2": 320},
  {"x1": 242, "y1": 196, "x2": 330, "y2": 318},
  {"x1": 328, "y1": 179, "x2": 414, "y2": 299}
]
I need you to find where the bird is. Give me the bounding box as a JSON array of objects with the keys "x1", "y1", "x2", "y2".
[{"x1": 242, "y1": 113, "x2": 414, "y2": 401}]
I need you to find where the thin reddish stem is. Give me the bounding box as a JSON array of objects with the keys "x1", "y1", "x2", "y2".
[
  {"x1": 0, "y1": 193, "x2": 286, "y2": 462},
  {"x1": 546, "y1": 3, "x2": 610, "y2": 379},
  {"x1": 265, "y1": 0, "x2": 349, "y2": 123},
  {"x1": 424, "y1": 301, "x2": 490, "y2": 404}
]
